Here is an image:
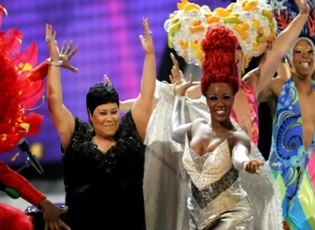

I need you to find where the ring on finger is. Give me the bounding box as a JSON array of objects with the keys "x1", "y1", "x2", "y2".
[{"x1": 45, "y1": 35, "x2": 52, "y2": 42}]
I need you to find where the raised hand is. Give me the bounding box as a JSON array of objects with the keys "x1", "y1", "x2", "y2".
[
  {"x1": 139, "y1": 18, "x2": 154, "y2": 55},
  {"x1": 295, "y1": 0, "x2": 310, "y2": 15},
  {"x1": 173, "y1": 73, "x2": 193, "y2": 97},
  {"x1": 59, "y1": 41, "x2": 79, "y2": 73},
  {"x1": 103, "y1": 74, "x2": 112, "y2": 85},
  {"x1": 169, "y1": 52, "x2": 185, "y2": 85},
  {"x1": 169, "y1": 53, "x2": 193, "y2": 96}
]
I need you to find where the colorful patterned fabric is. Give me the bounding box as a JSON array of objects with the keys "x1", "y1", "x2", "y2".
[
  {"x1": 268, "y1": 78, "x2": 315, "y2": 230},
  {"x1": 231, "y1": 81, "x2": 259, "y2": 145},
  {"x1": 267, "y1": 0, "x2": 315, "y2": 45}
]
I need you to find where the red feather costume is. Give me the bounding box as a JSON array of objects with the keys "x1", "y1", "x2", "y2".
[
  {"x1": 0, "y1": 6, "x2": 49, "y2": 229},
  {"x1": 0, "y1": 17, "x2": 46, "y2": 153},
  {"x1": 0, "y1": 203, "x2": 33, "y2": 230}
]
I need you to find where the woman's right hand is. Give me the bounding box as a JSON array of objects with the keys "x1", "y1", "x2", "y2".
[
  {"x1": 170, "y1": 68, "x2": 193, "y2": 97},
  {"x1": 169, "y1": 53, "x2": 194, "y2": 96},
  {"x1": 169, "y1": 53, "x2": 185, "y2": 85},
  {"x1": 58, "y1": 41, "x2": 79, "y2": 73},
  {"x1": 243, "y1": 160, "x2": 264, "y2": 174},
  {"x1": 39, "y1": 198, "x2": 70, "y2": 230}
]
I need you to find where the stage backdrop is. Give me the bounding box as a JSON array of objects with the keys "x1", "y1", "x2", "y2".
[{"x1": 0, "y1": 0, "x2": 231, "y2": 167}]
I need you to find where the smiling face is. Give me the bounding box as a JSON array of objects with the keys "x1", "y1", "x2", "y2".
[
  {"x1": 205, "y1": 82, "x2": 234, "y2": 125},
  {"x1": 89, "y1": 103, "x2": 120, "y2": 139},
  {"x1": 292, "y1": 39, "x2": 315, "y2": 79}
]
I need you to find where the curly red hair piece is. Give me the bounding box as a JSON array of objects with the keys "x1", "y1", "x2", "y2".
[{"x1": 200, "y1": 24, "x2": 239, "y2": 96}]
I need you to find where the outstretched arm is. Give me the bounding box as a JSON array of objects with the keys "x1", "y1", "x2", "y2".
[
  {"x1": 46, "y1": 24, "x2": 77, "y2": 150},
  {"x1": 244, "y1": 0, "x2": 309, "y2": 95},
  {"x1": 0, "y1": 161, "x2": 45, "y2": 206},
  {"x1": 0, "y1": 161, "x2": 70, "y2": 230},
  {"x1": 131, "y1": 18, "x2": 156, "y2": 141},
  {"x1": 232, "y1": 137, "x2": 264, "y2": 174}
]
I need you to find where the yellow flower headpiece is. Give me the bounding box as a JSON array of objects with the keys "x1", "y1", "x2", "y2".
[{"x1": 164, "y1": 0, "x2": 277, "y2": 68}]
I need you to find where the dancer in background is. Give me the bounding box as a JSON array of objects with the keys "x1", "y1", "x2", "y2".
[
  {"x1": 262, "y1": 36, "x2": 315, "y2": 230},
  {"x1": 142, "y1": 0, "x2": 309, "y2": 229},
  {"x1": 0, "y1": 5, "x2": 77, "y2": 230},
  {"x1": 0, "y1": 161, "x2": 70, "y2": 230}
]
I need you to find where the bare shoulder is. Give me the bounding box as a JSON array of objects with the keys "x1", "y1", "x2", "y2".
[
  {"x1": 242, "y1": 68, "x2": 260, "y2": 91},
  {"x1": 243, "y1": 67, "x2": 259, "y2": 82}
]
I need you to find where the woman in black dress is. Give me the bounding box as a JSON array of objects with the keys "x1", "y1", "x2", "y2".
[{"x1": 45, "y1": 18, "x2": 156, "y2": 230}]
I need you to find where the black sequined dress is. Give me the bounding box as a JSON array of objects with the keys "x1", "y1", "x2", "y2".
[{"x1": 62, "y1": 111, "x2": 146, "y2": 230}]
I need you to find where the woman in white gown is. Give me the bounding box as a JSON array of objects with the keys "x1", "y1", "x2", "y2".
[{"x1": 170, "y1": 24, "x2": 264, "y2": 229}]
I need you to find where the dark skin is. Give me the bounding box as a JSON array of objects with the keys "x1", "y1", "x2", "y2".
[{"x1": 172, "y1": 77, "x2": 264, "y2": 174}]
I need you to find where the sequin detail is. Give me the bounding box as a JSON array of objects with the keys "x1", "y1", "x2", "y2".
[
  {"x1": 62, "y1": 111, "x2": 146, "y2": 186},
  {"x1": 191, "y1": 167, "x2": 239, "y2": 208},
  {"x1": 61, "y1": 111, "x2": 147, "y2": 229}
]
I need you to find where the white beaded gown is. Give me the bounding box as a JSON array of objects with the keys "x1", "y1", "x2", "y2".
[
  {"x1": 183, "y1": 137, "x2": 253, "y2": 229},
  {"x1": 143, "y1": 81, "x2": 283, "y2": 230}
]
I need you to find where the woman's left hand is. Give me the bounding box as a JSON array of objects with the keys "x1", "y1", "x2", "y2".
[{"x1": 139, "y1": 18, "x2": 154, "y2": 55}]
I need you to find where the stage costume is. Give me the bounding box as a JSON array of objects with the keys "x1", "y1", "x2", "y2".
[
  {"x1": 183, "y1": 137, "x2": 253, "y2": 230},
  {"x1": 0, "y1": 160, "x2": 46, "y2": 205},
  {"x1": 0, "y1": 6, "x2": 48, "y2": 201},
  {"x1": 231, "y1": 81, "x2": 259, "y2": 146},
  {"x1": 144, "y1": 81, "x2": 282, "y2": 230},
  {"x1": 144, "y1": 81, "x2": 207, "y2": 230},
  {"x1": 0, "y1": 202, "x2": 33, "y2": 230},
  {"x1": 144, "y1": 0, "x2": 281, "y2": 228},
  {"x1": 0, "y1": 6, "x2": 52, "y2": 229},
  {"x1": 268, "y1": 78, "x2": 315, "y2": 229},
  {"x1": 63, "y1": 111, "x2": 146, "y2": 230},
  {"x1": 0, "y1": 24, "x2": 45, "y2": 153}
]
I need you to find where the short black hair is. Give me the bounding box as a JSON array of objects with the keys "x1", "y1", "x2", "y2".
[{"x1": 86, "y1": 83, "x2": 119, "y2": 115}]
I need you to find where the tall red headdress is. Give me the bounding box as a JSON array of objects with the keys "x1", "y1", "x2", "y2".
[{"x1": 200, "y1": 24, "x2": 239, "y2": 96}]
